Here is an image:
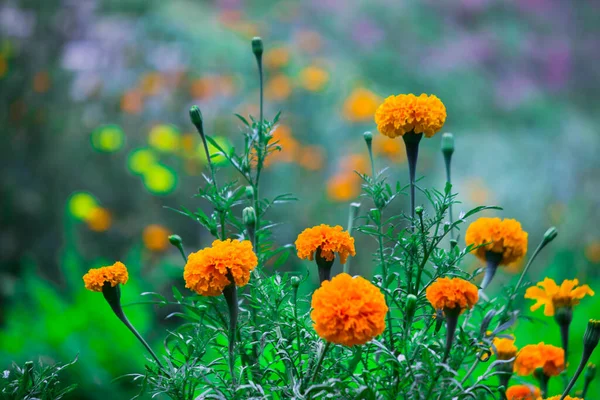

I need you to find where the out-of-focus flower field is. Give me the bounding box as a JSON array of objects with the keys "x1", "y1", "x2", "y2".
[{"x1": 1, "y1": 0, "x2": 600, "y2": 398}]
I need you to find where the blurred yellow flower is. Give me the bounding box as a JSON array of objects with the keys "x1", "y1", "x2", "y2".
[
  {"x1": 265, "y1": 74, "x2": 292, "y2": 101},
  {"x1": 143, "y1": 164, "x2": 177, "y2": 195},
  {"x1": 91, "y1": 125, "x2": 125, "y2": 153},
  {"x1": 343, "y1": 88, "x2": 382, "y2": 122},
  {"x1": 327, "y1": 173, "x2": 361, "y2": 202},
  {"x1": 139, "y1": 72, "x2": 163, "y2": 96},
  {"x1": 298, "y1": 145, "x2": 325, "y2": 171},
  {"x1": 373, "y1": 135, "x2": 407, "y2": 163},
  {"x1": 83, "y1": 262, "x2": 128, "y2": 292},
  {"x1": 128, "y1": 148, "x2": 158, "y2": 175},
  {"x1": 149, "y1": 124, "x2": 180, "y2": 152},
  {"x1": 300, "y1": 66, "x2": 329, "y2": 92},
  {"x1": 585, "y1": 240, "x2": 600, "y2": 264},
  {"x1": 85, "y1": 207, "x2": 112, "y2": 232},
  {"x1": 525, "y1": 278, "x2": 594, "y2": 317},
  {"x1": 264, "y1": 46, "x2": 290, "y2": 69},
  {"x1": 69, "y1": 192, "x2": 98, "y2": 220},
  {"x1": 143, "y1": 224, "x2": 170, "y2": 252},
  {"x1": 375, "y1": 93, "x2": 446, "y2": 138}
]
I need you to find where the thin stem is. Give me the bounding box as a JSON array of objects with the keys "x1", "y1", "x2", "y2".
[
  {"x1": 561, "y1": 350, "x2": 592, "y2": 399},
  {"x1": 309, "y1": 341, "x2": 331, "y2": 384},
  {"x1": 293, "y1": 287, "x2": 303, "y2": 378},
  {"x1": 460, "y1": 355, "x2": 481, "y2": 384},
  {"x1": 343, "y1": 203, "x2": 360, "y2": 274},
  {"x1": 403, "y1": 132, "x2": 422, "y2": 228},
  {"x1": 443, "y1": 151, "x2": 454, "y2": 240},
  {"x1": 413, "y1": 212, "x2": 428, "y2": 293},
  {"x1": 223, "y1": 284, "x2": 239, "y2": 387},
  {"x1": 377, "y1": 221, "x2": 395, "y2": 350}
]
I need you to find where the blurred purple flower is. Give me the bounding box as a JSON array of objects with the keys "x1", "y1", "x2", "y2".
[
  {"x1": 351, "y1": 19, "x2": 384, "y2": 48},
  {"x1": 0, "y1": 5, "x2": 35, "y2": 38},
  {"x1": 423, "y1": 33, "x2": 494, "y2": 72},
  {"x1": 494, "y1": 73, "x2": 538, "y2": 110}
]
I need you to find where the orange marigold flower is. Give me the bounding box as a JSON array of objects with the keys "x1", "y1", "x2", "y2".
[
  {"x1": 295, "y1": 224, "x2": 356, "y2": 264},
  {"x1": 143, "y1": 224, "x2": 171, "y2": 252},
  {"x1": 514, "y1": 343, "x2": 564, "y2": 376},
  {"x1": 465, "y1": 217, "x2": 528, "y2": 266},
  {"x1": 493, "y1": 336, "x2": 518, "y2": 360},
  {"x1": 544, "y1": 397, "x2": 582, "y2": 400},
  {"x1": 374, "y1": 93, "x2": 446, "y2": 138},
  {"x1": 183, "y1": 239, "x2": 258, "y2": 296},
  {"x1": 83, "y1": 261, "x2": 129, "y2": 292},
  {"x1": 505, "y1": 384, "x2": 541, "y2": 400},
  {"x1": 525, "y1": 278, "x2": 594, "y2": 317},
  {"x1": 425, "y1": 277, "x2": 479, "y2": 312},
  {"x1": 311, "y1": 273, "x2": 387, "y2": 346}
]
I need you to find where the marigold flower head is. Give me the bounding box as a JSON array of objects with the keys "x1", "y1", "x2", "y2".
[
  {"x1": 544, "y1": 397, "x2": 581, "y2": 400},
  {"x1": 505, "y1": 385, "x2": 540, "y2": 400},
  {"x1": 465, "y1": 217, "x2": 528, "y2": 266},
  {"x1": 493, "y1": 336, "x2": 518, "y2": 360},
  {"x1": 374, "y1": 93, "x2": 446, "y2": 138},
  {"x1": 525, "y1": 278, "x2": 594, "y2": 317},
  {"x1": 295, "y1": 224, "x2": 356, "y2": 264},
  {"x1": 514, "y1": 343, "x2": 564, "y2": 376},
  {"x1": 183, "y1": 239, "x2": 258, "y2": 296},
  {"x1": 311, "y1": 273, "x2": 387, "y2": 346},
  {"x1": 425, "y1": 277, "x2": 479, "y2": 312},
  {"x1": 83, "y1": 262, "x2": 129, "y2": 292}
]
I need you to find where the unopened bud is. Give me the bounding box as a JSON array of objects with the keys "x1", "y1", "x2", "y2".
[
  {"x1": 243, "y1": 207, "x2": 256, "y2": 227},
  {"x1": 168, "y1": 234, "x2": 182, "y2": 246},
  {"x1": 251, "y1": 37, "x2": 263, "y2": 57},
  {"x1": 363, "y1": 131, "x2": 373, "y2": 144},
  {"x1": 291, "y1": 276, "x2": 301, "y2": 288},
  {"x1": 585, "y1": 362, "x2": 597, "y2": 381},
  {"x1": 405, "y1": 294, "x2": 417, "y2": 318},
  {"x1": 584, "y1": 319, "x2": 600, "y2": 350},
  {"x1": 415, "y1": 206, "x2": 424, "y2": 216},
  {"x1": 441, "y1": 132, "x2": 454, "y2": 155},
  {"x1": 543, "y1": 227, "x2": 558, "y2": 245},
  {"x1": 189, "y1": 106, "x2": 204, "y2": 134},
  {"x1": 245, "y1": 186, "x2": 254, "y2": 200}
]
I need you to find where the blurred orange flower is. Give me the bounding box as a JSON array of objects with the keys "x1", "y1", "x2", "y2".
[
  {"x1": 265, "y1": 74, "x2": 292, "y2": 101},
  {"x1": 340, "y1": 154, "x2": 369, "y2": 175},
  {"x1": 327, "y1": 173, "x2": 361, "y2": 202},
  {"x1": 33, "y1": 71, "x2": 50, "y2": 93},
  {"x1": 264, "y1": 46, "x2": 290, "y2": 69},
  {"x1": 505, "y1": 385, "x2": 540, "y2": 400},
  {"x1": 525, "y1": 278, "x2": 594, "y2": 317},
  {"x1": 300, "y1": 65, "x2": 329, "y2": 92},
  {"x1": 295, "y1": 224, "x2": 355, "y2": 264},
  {"x1": 298, "y1": 145, "x2": 325, "y2": 171},
  {"x1": 585, "y1": 240, "x2": 600, "y2": 264},
  {"x1": 514, "y1": 343, "x2": 564, "y2": 376},
  {"x1": 343, "y1": 88, "x2": 382, "y2": 122},
  {"x1": 140, "y1": 72, "x2": 163, "y2": 96},
  {"x1": 83, "y1": 262, "x2": 128, "y2": 292},
  {"x1": 295, "y1": 30, "x2": 322, "y2": 53},
  {"x1": 85, "y1": 207, "x2": 112, "y2": 232},
  {"x1": 121, "y1": 90, "x2": 143, "y2": 114},
  {"x1": 265, "y1": 124, "x2": 299, "y2": 166},
  {"x1": 373, "y1": 135, "x2": 407, "y2": 163},
  {"x1": 143, "y1": 224, "x2": 171, "y2": 252},
  {"x1": 311, "y1": 273, "x2": 387, "y2": 346}
]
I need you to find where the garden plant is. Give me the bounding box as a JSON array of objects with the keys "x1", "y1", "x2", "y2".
[{"x1": 5, "y1": 37, "x2": 599, "y2": 400}]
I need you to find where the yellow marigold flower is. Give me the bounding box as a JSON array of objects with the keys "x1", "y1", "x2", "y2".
[
  {"x1": 311, "y1": 273, "x2": 387, "y2": 346},
  {"x1": 83, "y1": 262, "x2": 129, "y2": 292},
  {"x1": 295, "y1": 224, "x2": 356, "y2": 264},
  {"x1": 342, "y1": 88, "x2": 382, "y2": 123},
  {"x1": 425, "y1": 277, "x2": 479, "y2": 312},
  {"x1": 514, "y1": 343, "x2": 564, "y2": 376},
  {"x1": 465, "y1": 217, "x2": 528, "y2": 266},
  {"x1": 183, "y1": 239, "x2": 258, "y2": 296},
  {"x1": 525, "y1": 278, "x2": 594, "y2": 317},
  {"x1": 544, "y1": 397, "x2": 582, "y2": 400},
  {"x1": 143, "y1": 224, "x2": 171, "y2": 252},
  {"x1": 300, "y1": 65, "x2": 329, "y2": 92},
  {"x1": 374, "y1": 93, "x2": 446, "y2": 138},
  {"x1": 493, "y1": 336, "x2": 518, "y2": 360},
  {"x1": 505, "y1": 385, "x2": 541, "y2": 400}
]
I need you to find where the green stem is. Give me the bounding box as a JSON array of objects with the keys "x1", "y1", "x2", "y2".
[
  {"x1": 343, "y1": 203, "x2": 359, "y2": 274},
  {"x1": 403, "y1": 131, "x2": 422, "y2": 228},
  {"x1": 413, "y1": 212, "x2": 428, "y2": 293},
  {"x1": 377, "y1": 221, "x2": 395, "y2": 350},
  {"x1": 293, "y1": 286, "x2": 303, "y2": 377},
  {"x1": 223, "y1": 284, "x2": 238, "y2": 387},
  {"x1": 561, "y1": 349, "x2": 592, "y2": 400},
  {"x1": 443, "y1": 150, "x2": 454, "y2": 240},
  {"x1": 309, "y1": 342, "x2": 331, "y2": 384}
]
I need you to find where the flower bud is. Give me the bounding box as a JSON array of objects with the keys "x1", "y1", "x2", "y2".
[
  {"x1": 585, "y1": 362, "x2": 597, "y2": 382},
  {"x1": 245, "y1": 186, "x2": 254, "y2": 200},
  {"x1": 543, "y1": 226, "x2": 558, "y2": 245},
  {"x1": 363, "y1": 131, "x2": 373, "y2": 144},
  {"x1": 168, "y1": 234, "x2": 182, "y2": 246},
  {"x1": 189, "y1": 105, "x2": 204, "y2": 134},
  {"x1": 405, "y1": 294, "x2": 417, "y2": 317},
  {"x1": 441, "y1": 132, "x2": 454, "y2": 156},
  {"x1": 291, "y1": 276, "x2": 301, "y2": 288},
  {"x1": 251, "y1": 37, "x2": 263, "y2": 57},
  {"x1": 415, "y1": 206, "x2": 424, "y2": 216},
  {"x1": 584, "y1": 319, "x2": 600, "y2": 350},
  {"x1": 243, "y1": 207, "x2": 256, "y2": 227},
  {"x1": 369, "y1": 208, "x2": 381, "y2": 224}
]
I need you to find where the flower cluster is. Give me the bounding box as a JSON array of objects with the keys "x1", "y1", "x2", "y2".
[
  {"x1": 374, "y1": 93, "x2": 446, "y2": 138},
  {"x1": 183, "y1": 239, "x2": 258, "y2": 296},
  {"x1": 525, "y1": 278, "x2": 595, "y2": 316},
  {"x1": 465, "y1": 217, "x2": 528, "y2": 265},
  {"x1": 426, "y1": 277, "x2": 479, "y2": 312},
  {"x1": 83, "y1": 261, "x2": 129, "y2": 292},
  {"x1": 514, "y1": 343, "x2": 564, "y2": 377},
  {"x1": 295, "y1": 224, "x2": 356, "y2": 264},
  {"x1": 310, "y1": 273, "x2": 387, "y2": 346}
]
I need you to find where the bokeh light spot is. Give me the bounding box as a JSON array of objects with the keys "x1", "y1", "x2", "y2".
[
  {"x1": 128, "y1": 148, "x2": 158, "y2": 175},
  {"x1": 149, "y1": 124, "x2": 180, "y2": 152},
  {"x1": 91, "y1": 125, "x2": 125, "y2": 153},
  {"x1": 143, "y1": 163, "x2": 177, "y2": 195},
  {"x1": 68, "y1": 192, "x2": 98, "y2": 220}
]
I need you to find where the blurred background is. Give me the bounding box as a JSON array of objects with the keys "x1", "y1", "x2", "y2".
[{"x1": 1, "y1": 0, "x2": 600, "y2": 398}]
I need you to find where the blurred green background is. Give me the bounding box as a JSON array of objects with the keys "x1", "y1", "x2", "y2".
[{"x1": 1, "y1": 0, "x2": 600, "y2": 398}]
